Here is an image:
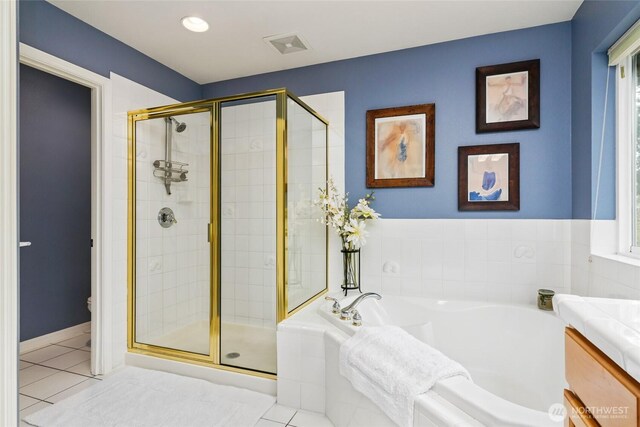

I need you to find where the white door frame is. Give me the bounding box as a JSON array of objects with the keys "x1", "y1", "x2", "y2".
[
  {"x1": 0, "y1": 1, "x2": 19, "y2": 425},
  {"x1": 19, "y1": 43, "x2": 113, "y2": 376}
]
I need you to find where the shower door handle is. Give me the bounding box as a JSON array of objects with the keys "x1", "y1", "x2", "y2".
[{"x1": 207, "y1": 223, "x2": 212, "y2": 243}]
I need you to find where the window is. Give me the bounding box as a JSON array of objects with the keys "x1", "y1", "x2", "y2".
[
  {"x1": 634, "y1": 54, "x2": 640, "y2": 251},
  {"x1": 613, "y1": 50, "x2": 640, "y2": 257},
  {"x1": 611, "y1": 21, "x2": 640, "y2": 257}
]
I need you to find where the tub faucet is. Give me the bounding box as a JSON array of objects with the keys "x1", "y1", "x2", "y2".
[{"x1": 340, "y1": 292, "x2": 382, "y2": 320}]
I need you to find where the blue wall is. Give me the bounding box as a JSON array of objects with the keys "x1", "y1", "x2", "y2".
[
  {"x1": 24, "y1": 0, "x2": 640, "y2": 220},
  {"x1": 19, "y1": 0, "x2": 201, "y2": 102},
  {"x1": 571, "y1": 0, "x2": 640, "y2": 219},
  {"x1": 19, "y1": 64, "x2": 92, "y2": 340},
  {"x1": 203, "y1": 23, "x2": 572, "y2": 219}
]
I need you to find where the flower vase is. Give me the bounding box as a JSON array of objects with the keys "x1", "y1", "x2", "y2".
[{"x1": 341, "y1": 248, "x2": 361, "y2": 295}]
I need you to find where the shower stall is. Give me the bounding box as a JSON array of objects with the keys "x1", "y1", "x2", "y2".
[{"x1": 127, "y1": 89, "x2": 328, "y2": 377}]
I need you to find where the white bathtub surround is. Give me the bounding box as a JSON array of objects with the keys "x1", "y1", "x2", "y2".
[
  {"x1": 280, "y1": 293, "x2": 565, "y2": 426},
  {"x1": 277, "y1": 302, "x2": 331, "y2": 412},
  {"x1": 358, "y1": 219, "x2": 572, "y2": 305},
  {"x1": 571, "y1": 220, "x2": 640, "y2": 300},
  {"x1": 339, "y1": 325, "x2": 470, "y2": 427},
  {"x1": 325, "y1": 331, "x2": 482, "y2": 427}
]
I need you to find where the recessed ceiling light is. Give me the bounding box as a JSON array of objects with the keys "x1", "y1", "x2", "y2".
[{"x1": 181, "y1": 16, "x2": 209, "y2": 33}]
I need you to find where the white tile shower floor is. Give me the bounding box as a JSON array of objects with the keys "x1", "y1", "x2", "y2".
[
  {"x1": 18, "y1": 330, "x2": 332, "y2": 427},
  {"x1": 148, "y1": 320, "x2": 277, "y2": 373}
]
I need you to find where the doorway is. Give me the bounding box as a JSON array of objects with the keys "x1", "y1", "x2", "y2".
[{"x1": 17, "y1": 63, "x2": 99, "y2": 415}]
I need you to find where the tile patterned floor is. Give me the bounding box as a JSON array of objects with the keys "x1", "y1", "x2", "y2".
[
  {"x1": 18, "y1": 332, "x2": 100, "y2": 426},
  {"x1": 18, "y1": 332, "x2": 333, "y2": 427},
  {"x1": 258, "y1": 404, "x2": 334, "y2": 427}
]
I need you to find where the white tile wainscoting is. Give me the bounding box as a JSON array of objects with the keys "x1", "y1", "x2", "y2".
[
  {"x1": 571, "y1": 220, "x2": 640, "y2": 300},
  {"x1": 352, "y1": 218, "x2": 573, "y2": 305}
]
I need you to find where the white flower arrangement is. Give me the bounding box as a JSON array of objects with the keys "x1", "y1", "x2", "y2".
[{"x1": 316, "y1": 178, "x2": 380, "y2": 250}]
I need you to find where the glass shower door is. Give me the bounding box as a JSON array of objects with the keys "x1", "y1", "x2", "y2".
[
  {"x1": 219, "y1": 96, "x2": 278, "y2": 374},
  {"x1": 132, "y1": 109, "x2": 212, "y2": 357},
  {"x1": 286, "y1": 96, "x2": 328, "y2": 312}
]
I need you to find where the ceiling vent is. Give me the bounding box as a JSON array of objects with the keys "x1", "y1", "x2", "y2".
[{"x1": 264, "y1": 33, "x2": 309, "y2": 55}]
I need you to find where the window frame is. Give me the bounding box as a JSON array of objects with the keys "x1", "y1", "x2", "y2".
[{"x1": 615, "y1": 53, "x2": 640, "y2": 258}]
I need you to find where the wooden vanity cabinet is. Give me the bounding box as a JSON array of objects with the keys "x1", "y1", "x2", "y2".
[{"x1": 564, "y1": 327, "x2": 640, "y2": 427}]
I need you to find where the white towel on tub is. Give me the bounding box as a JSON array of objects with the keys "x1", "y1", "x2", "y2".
[{"x1": 339, "y1": 325, "x2": 471, "y2": 427}]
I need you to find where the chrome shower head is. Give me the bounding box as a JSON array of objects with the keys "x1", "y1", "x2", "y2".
[{"x1": 170, "y1": 117, "x2": 187, "y2": 133}]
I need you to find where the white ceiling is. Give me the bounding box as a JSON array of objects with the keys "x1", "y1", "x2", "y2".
[{"x1": 48, "y1": 0, "x2": 582, "y2": 85}]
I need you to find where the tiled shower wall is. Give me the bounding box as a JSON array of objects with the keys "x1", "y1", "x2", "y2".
[
  {"x1": 220, "y1": 100, "x2": 278, "y2": 328},
  {"x1": 111, "y1": 74, "x2": 177, "y2": 367},
  {"x1": 134, "y1": 112, "x2": 211, "y2": 343},
  {"x1": 333, "y1": 218, "x2": 639, "y2": 305}
]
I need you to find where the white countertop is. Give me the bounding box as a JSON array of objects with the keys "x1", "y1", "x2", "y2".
[{"x1": 553, "y1": 294, "x2": 640, "y2": 383}]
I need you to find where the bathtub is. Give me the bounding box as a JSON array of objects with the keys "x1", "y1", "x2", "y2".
[{"x1": 319, "y1": 294, "x2": 566, "y2": 427}]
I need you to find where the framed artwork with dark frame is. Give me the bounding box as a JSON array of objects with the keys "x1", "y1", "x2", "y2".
[
  {"x1": 458, "y1": 143, "x2": 520, "y2": 211},
  {"x1": 366, "y1": 103, "x2": 435, "y2": 188},
  {"x1": 476, "y1": 59, "x2": 540, "y2": 133}
]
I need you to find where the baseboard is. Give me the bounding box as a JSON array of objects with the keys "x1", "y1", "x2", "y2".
[{"x1": 20, "y1": 321, "x2": 91, "y2": 354}]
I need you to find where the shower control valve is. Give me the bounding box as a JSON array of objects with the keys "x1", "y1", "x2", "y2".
[{"x1": 158, "y1": 207, "x2": 177, "y2": 228}]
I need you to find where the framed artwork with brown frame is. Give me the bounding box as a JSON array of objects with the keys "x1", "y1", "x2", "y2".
[
  {"x1": 458, "y1": 143, "x2": 520, "y2": 211},
  {"x1": 476, "y1": 59, "x2": 540, "y2": 133},
  {"x1": 366, "y1": 103, "x2": 435, "y2": 188}
]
